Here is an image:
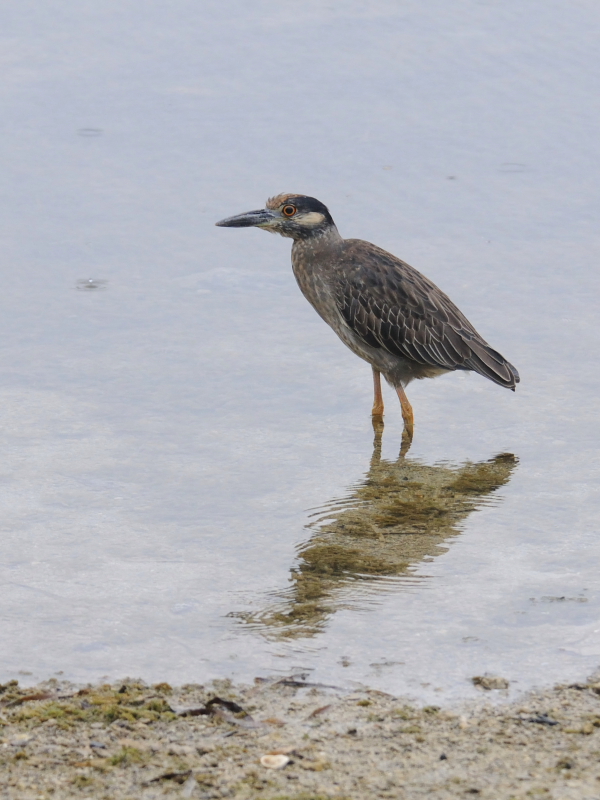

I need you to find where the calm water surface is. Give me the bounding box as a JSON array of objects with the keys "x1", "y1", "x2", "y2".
[{"x1": 0, "y1": 0, "x2": 599, "y2": 703}]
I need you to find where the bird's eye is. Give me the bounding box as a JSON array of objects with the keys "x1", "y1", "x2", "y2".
[{"x1": 282, "y1": 205, "x2": 297, "y2": 217}]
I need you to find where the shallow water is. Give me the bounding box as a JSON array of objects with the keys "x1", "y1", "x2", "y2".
[{"x1": 1, "y1": 0, "x2": 599, "y2": 703}]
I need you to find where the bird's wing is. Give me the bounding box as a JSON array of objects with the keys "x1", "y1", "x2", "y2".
[{"x1": 335, "y1": 240, "x2": 519, "y2": 388}]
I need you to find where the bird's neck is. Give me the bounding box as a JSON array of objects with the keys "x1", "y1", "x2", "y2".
[{"x1": 291, "y1": 224, "x2": 343, "y2": 256}]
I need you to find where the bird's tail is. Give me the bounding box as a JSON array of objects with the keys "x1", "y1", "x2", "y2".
[{"x1": 464, "y1": 339, "x2": 520, "y2": 391}]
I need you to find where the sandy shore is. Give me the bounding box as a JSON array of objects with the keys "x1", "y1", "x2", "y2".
[{"x1": 1, "y1": 673, "x2": 600, "y2": 799}]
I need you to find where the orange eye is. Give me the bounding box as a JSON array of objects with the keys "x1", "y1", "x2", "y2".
[{"x1": 282, "y1": 205, "x2": 297, "y2": 217}]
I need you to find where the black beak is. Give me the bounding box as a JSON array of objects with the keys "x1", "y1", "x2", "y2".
[{"x1": 215, "y1": 209, "x2": 277, "y2": 228}]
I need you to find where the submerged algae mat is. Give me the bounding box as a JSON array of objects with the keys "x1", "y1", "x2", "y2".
[
  {"x1": 1, "y1": 675, "x2": 600, "y2": 799},
  {"x1": 237, "y1": 449, "x2": 517, "y2": 639}
]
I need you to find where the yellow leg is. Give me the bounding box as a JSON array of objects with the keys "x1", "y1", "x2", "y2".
[
  {"x1": 371, "y1": 368, "x2": 384, "y2": 417},
  {"x1": 396, "y1": 384, "x2": 414, "y2": 456}
]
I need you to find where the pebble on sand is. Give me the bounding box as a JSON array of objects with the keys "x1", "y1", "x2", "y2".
[{"x1": 472, "y1": 675, "x2": 510, "y2": 690}]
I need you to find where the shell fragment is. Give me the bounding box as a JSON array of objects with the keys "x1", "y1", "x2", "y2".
[{"x1": 260, "y1": 754, "x2": 290, "y2": 770}]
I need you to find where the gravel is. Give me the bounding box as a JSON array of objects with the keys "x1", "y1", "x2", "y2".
[{"x1": 1, "y1": 673, "x2": 600, "y2": 798}]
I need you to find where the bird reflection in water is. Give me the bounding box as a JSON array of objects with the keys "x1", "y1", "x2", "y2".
[{"x1": 232, "y1": 432, "x2": 517, "y2": 640}]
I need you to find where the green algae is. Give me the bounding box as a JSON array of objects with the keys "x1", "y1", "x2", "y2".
[{"x1": 12, "y1": 684, "x2": 178, "y2": 728}]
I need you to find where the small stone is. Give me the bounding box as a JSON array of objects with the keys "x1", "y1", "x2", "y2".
[
  {"x1": 260, "y1": 754, "x2": 290, "y2": 769},
  {"x1": 580, "y1": 722, "x2": 595, "y2": 735},
  {"x1": 472, "y1": 675, "x2": 509, "y2": 690},
  {"x1": 10, "y1": 734, "x2": 33, "y2": 747},
  {"x1": 181, "y1": 776, "x2": 197, "y2": 798},
  {"x1": 168, "y1": 744, "x2": 195, "y2": 756}
]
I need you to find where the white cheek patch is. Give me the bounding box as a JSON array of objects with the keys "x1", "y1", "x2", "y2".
[{"x1": 296, "y1": 212, "x2": 325, "y2": 226}]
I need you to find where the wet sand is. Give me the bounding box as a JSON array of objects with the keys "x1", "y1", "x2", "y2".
[{"x1": 1, "y1": 672, "x2": 600, "y2": 799}]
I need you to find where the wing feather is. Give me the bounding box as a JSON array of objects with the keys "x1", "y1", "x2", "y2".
[{"x1": 335, "y1": 240, "x2": 519, "y2": 389}]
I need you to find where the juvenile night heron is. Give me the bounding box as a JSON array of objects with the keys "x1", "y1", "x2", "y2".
[{"x1": 216, "y1": 194, "x2": 519, "y2": 449}]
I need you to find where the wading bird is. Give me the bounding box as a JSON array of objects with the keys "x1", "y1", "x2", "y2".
[{"x1": 216, "y1": 194, "x2": 519, "y2": 451}]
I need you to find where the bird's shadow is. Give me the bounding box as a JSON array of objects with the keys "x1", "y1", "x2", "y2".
[{"x1": 229, "y1": 427, "x2": 518, "y2": 641}]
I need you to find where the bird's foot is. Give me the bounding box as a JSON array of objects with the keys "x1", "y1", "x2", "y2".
[
  {"x1": 371, "y1": 415, "x2": 384, "y2": 465},
  {"x1": 399, "y1": 426, "x2": 413, "y2": 458},
  {"x1": 395, "y1": 384, "x2": 414, "y2": 457},
  {"x1": 371, "y1": 413, "x2": 384, "y2": 438},
  {"x1": 371, "y1": 402, "x2": 384, "y2": 417}
]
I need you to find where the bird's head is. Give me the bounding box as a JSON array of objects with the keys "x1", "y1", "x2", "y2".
[{"x1": 215, "y1": 194, "x2": 336, "y2": 240}]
